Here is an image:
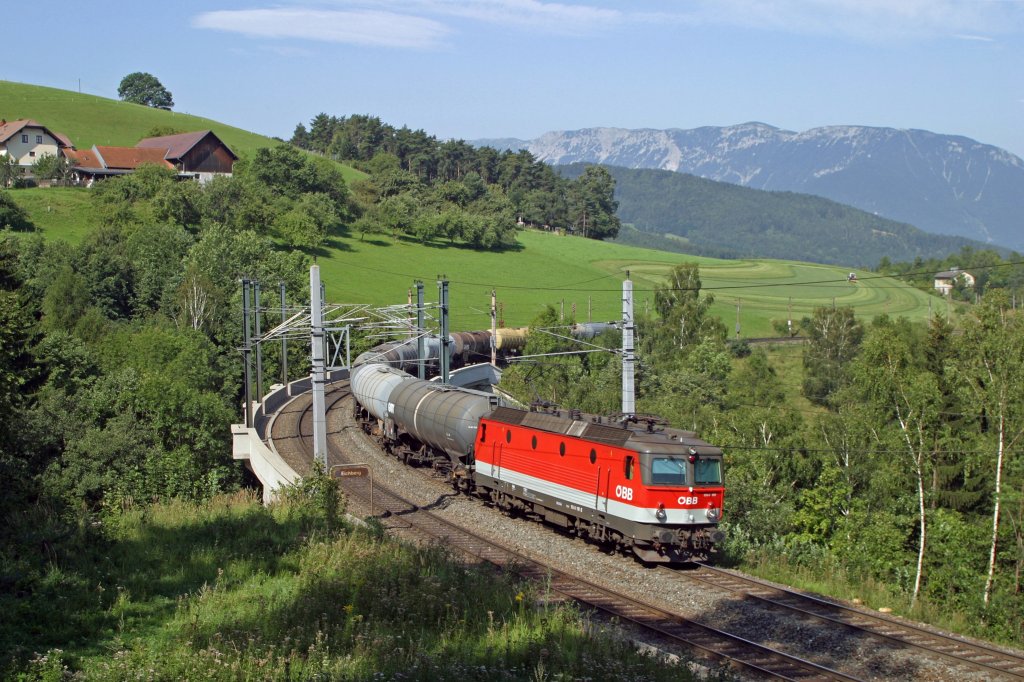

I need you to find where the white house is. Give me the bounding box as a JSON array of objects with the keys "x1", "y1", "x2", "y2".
[
  {"x1": 0, "y1": 118, "x2": 73, "y2": 167},
  {"x1": 934, "y1": 267, "x2": 975, "y2": 296}
]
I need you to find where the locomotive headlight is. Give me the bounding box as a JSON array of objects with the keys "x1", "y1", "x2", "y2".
[
  {"x1": 655, "y1": 503, "x2": 667, "y2": 521},
  {"x1": 706, "y1": 506, "x2": 721, "y2": 522}
]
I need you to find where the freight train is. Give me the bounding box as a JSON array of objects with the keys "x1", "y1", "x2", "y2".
[{"x1": 350, "y1": 358, "x2": 725, "y2": 563}]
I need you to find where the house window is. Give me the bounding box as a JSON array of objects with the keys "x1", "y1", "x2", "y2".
[
  {"x1": 28, "y1": 151, "x2": 35, "y2": 157},
  {"x1": 36, "y1": 135, "x2": 43, "y2": 144},
  {"x1": 21, "y1": 134, "x2": 28, "y2": 143}
]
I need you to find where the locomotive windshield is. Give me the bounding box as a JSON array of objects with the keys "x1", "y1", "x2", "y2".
[
  {"x1": 695, "y1": 458, "x2": 722, "y2": 484},
  {"x1": 650, "y1": 457, "x2": 687, "y2": 485}
]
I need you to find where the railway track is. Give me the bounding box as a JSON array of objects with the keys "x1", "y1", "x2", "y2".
[
  {"x1": 680, "y1": 564, "x2": 1024, "y2": 681},
  {"x1": 271, "y1": 383, "x2": 865, "y2": 680},
  {"x1": 268, "y1": 381, "x2": 1024, "y2": 681}
]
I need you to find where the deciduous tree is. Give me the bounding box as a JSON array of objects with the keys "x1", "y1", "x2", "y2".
[{"x1": 117, "y1": 72, "x2": 174, "y2": 109}]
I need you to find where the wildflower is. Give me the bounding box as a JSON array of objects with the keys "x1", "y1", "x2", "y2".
[{"x1": 515, "y1": 592, "x2": 524, "y2": 603}]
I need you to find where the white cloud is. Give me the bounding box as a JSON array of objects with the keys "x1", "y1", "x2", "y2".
[
  {"x1": 661, "y1": 0, "x2": 1021, "y2": 42},
  {"x1": 393, "y1": 0, "x2": 621, "y2": 33},
  {"x1": 195, "y1": 1, "x2": 1022, "y2": 49},
  {"x1": 193, "y1": 8, "x2": 451, "y2": 49}
]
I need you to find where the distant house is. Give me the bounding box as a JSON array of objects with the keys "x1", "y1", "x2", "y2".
[
  {"x1": 62, "y1": 131, "x2": 237, "y2": 187},
  {"x1": 0, "y1": 118, "x2": 74, "y2": 169},
  {"x1": 934, "y1": 267, "x2": 975, "y2": 296},
  {"x1": 135, "y1": 130, "x2": 237, "y2": 180},
  {"x1": 64, "y1": 145, "x2": 175, "y2": 187}
]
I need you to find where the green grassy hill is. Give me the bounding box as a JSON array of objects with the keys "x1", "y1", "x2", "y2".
[
  {"x1": 1, "y1": 80, "x2": 277, "y2": 154},
  {"x1": 0, "y1": 80, "x2": 364, "y2": 183}
]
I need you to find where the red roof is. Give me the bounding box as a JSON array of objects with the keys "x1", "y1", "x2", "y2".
[
  {"x1": 64, "y1": 148, "x2": 100, "y2": 168},
  {"x1": 0, "y1": 118, "x2": 74, "y2": 148},
  {"x1": 136, "y1": 130, "x2": 238, "y2": 161},
  {"x1": 93, "y1": 145, "x2": 174, "y2": 170}
]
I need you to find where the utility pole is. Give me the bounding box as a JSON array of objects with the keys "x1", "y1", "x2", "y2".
[
  {"x1": 241, "y1": 278, "x2": 253, "y2": 428},
  {"x1": 310, "y1": 265, "x2": 328, "y2": 467},
  {"x1": 735, "y1": 298, "x2": 741, "y2": 338},
  {"x1": 253, "y1": 281, "x2": 263, "y2": 403},
  {"x1": 787, "y1": 297, "x2": 793, "y2": 337},
  {"x1": 280, "y1": 282, "x2": 288, "y2": 392},
  {"x1": 437, "y1": 276, "x2": 450, "y2": 384},
  {"x1": 416, "y1": 281, "x2": 425, "y2": 380},
  {"x1": 490, "y1": 288, "x2": 497, "y2": 366},
  {"x1": 622, "y1": 272, "x2": 635, "y2": 418},
  {"x1": 321, "y1": 281, "x2": 328, "y2": 368}
]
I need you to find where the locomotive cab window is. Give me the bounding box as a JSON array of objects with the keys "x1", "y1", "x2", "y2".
[
  {"x1": 695, "y1": 458, "x2": 722, "y2": 484},
  {"x1": 624, "y1": 455, "x2": 635, "y2": 480},
  {"x1": 650, "y1": 457, "x2": 687, "y2": 486},
  {"x1": 505, "y1": 430, "x2": 512, "y2": 444},
  {"x1": 479, "y1": 423, "x2": 486, "y2": 443}
]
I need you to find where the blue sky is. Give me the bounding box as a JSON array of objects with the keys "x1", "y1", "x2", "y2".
[{"x1": 10, "y1": 1, "x2": 1024, "y2": 156}]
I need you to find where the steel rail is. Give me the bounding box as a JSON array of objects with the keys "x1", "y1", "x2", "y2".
[{"x1": 683, "y1": 563, "x2": 1024, "y2": 681}]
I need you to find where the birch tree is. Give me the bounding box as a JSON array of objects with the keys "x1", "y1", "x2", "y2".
[
  {"x1": 957, "y1": 292, "x2": 1024, "y2": 606},
  {"x1": 854, "y1": 321, "x2": 942, "y2": 604}
]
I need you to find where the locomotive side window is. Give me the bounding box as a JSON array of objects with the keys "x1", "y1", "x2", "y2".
[
  {"x1": 479, "y1": 424, "x2": 486, "y2": 443},
  {"x1": 624, "y1": 455, "x2": 635, "y2": 480},
  {"x1": 531, "y1": 435, "x2": 537, "y2": 449},
  {"x1": 589, "y1": 448, "x2": 597, "y2": 464},
  {"x1": 651, "y1": 457, "x2": 687, "y2": 485},
  {"x1": 559, "y1": 442, "x2": 566, "y2": 456},
  {"x1": 506, "y1": 430, "x2": 512, "y2": 444},
  {"x1": 695, "y1": 458, "x2": 722, "y2": 484}
]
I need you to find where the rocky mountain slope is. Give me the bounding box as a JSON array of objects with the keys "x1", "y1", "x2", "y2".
[{"x1": 477, "y1": 124, "x2": 1024, "y2": 250}]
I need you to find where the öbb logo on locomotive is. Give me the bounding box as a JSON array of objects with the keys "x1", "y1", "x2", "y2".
[{"x1": 350, "y1": 356, "x2": 725, "y2": 564}]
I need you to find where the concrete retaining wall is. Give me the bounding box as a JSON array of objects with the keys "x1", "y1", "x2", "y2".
[{"x1": 232, "y1": 369, "x2": 350, "y2": 503}]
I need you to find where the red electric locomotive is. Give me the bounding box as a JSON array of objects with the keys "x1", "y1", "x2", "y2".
[
  {"x1": 352, "y1": 363, "x2": 726, "y2": 564},
  {"x1": 470, "y1": 405, "x2": 725, "y2": 563}
]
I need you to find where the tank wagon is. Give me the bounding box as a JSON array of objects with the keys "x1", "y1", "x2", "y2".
[{"x1": 351, "y1": 362, "x2": 725, "y2": 563}]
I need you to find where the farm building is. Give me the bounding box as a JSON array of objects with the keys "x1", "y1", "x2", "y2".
[
  {"x1": 934, "y1": 268, "x2": 975, "y2": 296},
  {"x1": 135, "y1": 130, "x2": 237, "y2": 180},
  {"x1": 0, "y1": 118, "x2": 73, "y2": 168}
]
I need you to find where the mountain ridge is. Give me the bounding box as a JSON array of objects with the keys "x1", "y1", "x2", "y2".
[{"x1": 476, "y1": 123, "x2": 1024, "y2": 250}]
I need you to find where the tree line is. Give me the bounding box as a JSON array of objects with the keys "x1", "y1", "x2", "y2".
[
  {"x1": 501, "y1": 263, "x2": 1022, "y2": 643},
  {"x1": 577, "y1": 164, "x2": 994, "y2": 268},
  {"x1": 291, "y1": 113, "x2": 621, "y2": 240}
]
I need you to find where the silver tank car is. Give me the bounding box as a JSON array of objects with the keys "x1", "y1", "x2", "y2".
[
  {"x1": 571, "y1": 322, "x2": 619, "y2": 340},
  {"x1": 350, "y1": 363, "x2": 413, "y2": 422},
  {"x1": 351, "y1": 337, "x2": 444, "y2": 374},
  {"x1": 388, "y1": 378, "x2": 497, "y2": 463}
]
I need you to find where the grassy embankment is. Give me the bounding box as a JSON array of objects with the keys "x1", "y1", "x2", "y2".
[{"x1": 2, "y1": 488, "x2": 694, "y2": 680}]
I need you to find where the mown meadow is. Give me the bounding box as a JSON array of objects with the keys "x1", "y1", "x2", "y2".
[{"x1": 18, "y1": 183, "x2": 937, "y2": 337}]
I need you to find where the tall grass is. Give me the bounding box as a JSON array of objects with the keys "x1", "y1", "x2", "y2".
[{"x1": 4, "y1": 488, "x2": 695, "y2": 681}]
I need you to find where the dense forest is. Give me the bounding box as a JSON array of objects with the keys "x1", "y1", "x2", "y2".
[
  {"x1": 558, "y1": 163, "x2": 997, "y2": 267},
  {"x1": 501, "y1": 264, "x2": 1023, "y2": 643},
  {"x1": 290, "y1": 113, "x2": 621, "y2": 241}
]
